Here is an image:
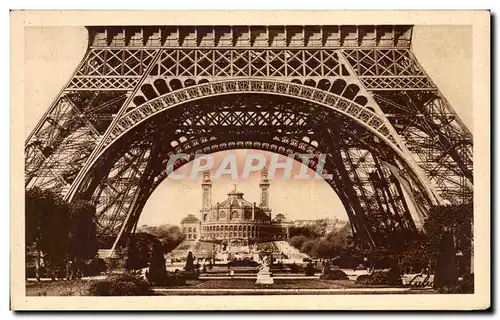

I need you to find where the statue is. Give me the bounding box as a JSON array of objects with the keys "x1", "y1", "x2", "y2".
[{"x1": 255, "y1": 255, "x2": 274, "y2": 285}]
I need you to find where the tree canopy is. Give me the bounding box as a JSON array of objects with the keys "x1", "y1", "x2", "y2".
[
  {"x1": 138, "y1": 224, "x2": 185, "y2": 253},
  {"x1": 287, "y1": 220, "x2": 352, "y2": 260},
  {"x1": 69, "y1": 200, "x2": 98, "y2": 261},
  {"x1": 126, "y1": 232, "x2": 161, "y2": 270},
  {"x1": 25, "y1": 187, "x2": 98, "y2": 279}
]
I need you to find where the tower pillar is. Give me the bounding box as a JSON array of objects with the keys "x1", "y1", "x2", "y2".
[
  {"x1": 252, "y1": 202, "x2": 256, "y2": 220},
  {"x1": 201, "y1": 171, "x2": 212, "y2": 220},
  {"x1": 259, "y1": 169, "x2": 271, "y2": 219}
]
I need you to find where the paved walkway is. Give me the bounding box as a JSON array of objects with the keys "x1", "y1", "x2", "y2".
[
  {"x1": 199, "y1": 275, "x2": 320, "y2": 280},
  {"x1": 26, "y1": 275, "x2": 107, "y2": 282},
  {"x1": 153, "y1": 287, "x2": 413, "y2": 294}
]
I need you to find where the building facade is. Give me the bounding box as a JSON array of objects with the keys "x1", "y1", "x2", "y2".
[
  {"x1": 293, "y1": 218, "x2": 349, "y2": 233},
  {"x1": 180, "y1": 170, "x2": 293, "y2": 247}
]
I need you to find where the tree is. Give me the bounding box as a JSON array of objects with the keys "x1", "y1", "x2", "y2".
[
  {"x1": 354, "y1": 203, "x2": 473, "y2": 278},
  {"x1": 147, "y1": 241, "x2": 167, "y2": 286},
  {"x1": 433, "y1": 231, "x2": 458, "y2": 289},
  {"x1": 289, "y1": 225, "x2": 321, "y2": 238},
  {"x1": 300, "y1": 240, "x2": 317, "y2": 258},
  {"x1": 25, "y1": 188, "x2": 45, "y2": 281},
  {"x1": 325, "y1": 222, "x2": 353, "y2": 250},
  {"x1": 364, "y1": 247, "x2": 395, "y2": 269},
  {"x1": 184, "y1": 251, "x2": 195, "y2": 271},
  {"x1": 424, "y1": 203, "x2": 473, "y2": 274},
  {"x1": 68, "y1": 200, "x2": 98, "y2": 278},
  {"x1": 125, "y1": 232, "x2": 161, "y2": 270},
  {"x1": 25, "y1": 187, "x2": 70, "y2": 280},
  {"x1": 312, "y1": 219, "x2": 328, "y2": 237},
  {"x1": 138, "y1": 224, "x2": 186, "y2": 253},
  {"x1": 400, "y1": 242, "x2": 430, "y2": 274},
  {"x1": 289, "y1": 235, "x2": 308, "y2": 250},
  {"x1": 314, "y1": 240, "x2": 335, "y2": 261}
]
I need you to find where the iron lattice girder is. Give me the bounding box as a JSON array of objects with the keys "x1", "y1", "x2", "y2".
[
  {"x1": 68, "y1": 47, "x2": 435, "y2": 91},
  {"x1": 153, "y1": 48, "x2": 348, "y2": 77},
  {"x1": 25, "y1": 96, "x2": 99, "y2": 190},
  {"x1": 25, "y1": 91, "x2": 127, "y2": 190},
  {"x1": 371, "y1": 90, "x2": 473, "y2": 205}
]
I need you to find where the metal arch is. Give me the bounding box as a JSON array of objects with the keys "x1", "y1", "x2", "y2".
[
  {"x1": 107, "y1": 78, "x2": 441, "y2": 205},
  {"x1": 83, "y1": 96, "x2": 430, "y2": 252},
  {"x1": 105, "y1": 79, "x2": 394, "y2": 149},
  {"x1": 66, "y1": 79, "x2": 442, "y2": 212},
  {"x1": 63, "y1": 78, "x2": 405, "y2": 202}
]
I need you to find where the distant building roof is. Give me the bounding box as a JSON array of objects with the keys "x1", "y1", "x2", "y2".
[
  {"x1": 181, "y1": 214, "x2": 200, "y2": 224},
  {"x1": 227, "y1": 185, "x2": 244, "y2": 196},
  {"x1": 213, "y1": 185, "x2": 270, "y2": 221},
  {"x1": 274, "y1": 213, "x2": 287, "y2": 221}
]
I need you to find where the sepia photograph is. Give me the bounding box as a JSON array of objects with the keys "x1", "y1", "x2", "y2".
[{"x1": 10, "y1": 10, "x2": 490, "y2": 310}]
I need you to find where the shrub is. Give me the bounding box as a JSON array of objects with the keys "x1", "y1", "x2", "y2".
[
  {"x1": 228, "y1": 260, "x2": 259, "y2": 267},
  {"x1": 320, "y1": 269, "x2": 349, "y2": 280},
  {"x1": 355, "y1": 274, "x2": 373, "y2": 285},
  {"x1": 82, "y1": 258, "x2": 107, "y2": 276},
  {"x1": 460, "y1": 273, "x2": 474, "y2": 293},
  {"x1": 164, "y1": 272, "x2": 187, "y2": 286},
  {"x1": 355, "y1": 270, "x2": 401, "y2": 286},
  {"x1": 289, "y1": 263, "x2": 303, "y2": 273},
  {"x1": 437, "y1": 284, "x2": 468, "y2": 294},
  {"x1": 371, "y1": 271, "x2": 390, "y2": 285},
  {"x1": 104, "y1": 257, "x2": 121, "y2": 271},
  {"x1": 88, "y1": 279, "x2": 112, "y2": 296},
  {"x1": 438, "y1": 273, "x2": 474, "y2": 294},
  {"x1": 88, "y1": 273, "x2": 152, "y2": 296},
  {"x1": 182, "y1": 270, "x2": 199, "y2": 281},
  {"x1": 305, "y1": 262, "x2": 315, "y2": 276},
  {"x1": 126, "y1": 232, "x2": 160, "y2": 271}
]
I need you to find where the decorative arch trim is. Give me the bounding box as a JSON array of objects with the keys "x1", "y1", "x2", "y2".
[{"x1": 104, "y1": 78, "x2": 398, "y2": 152}]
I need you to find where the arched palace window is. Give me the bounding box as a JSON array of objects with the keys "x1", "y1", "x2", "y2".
[{"x1": 231, "y1": 210, "x2": 240, "y2": 220}]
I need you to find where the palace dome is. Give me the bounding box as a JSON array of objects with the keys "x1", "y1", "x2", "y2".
[
  {"x1": 273, "y1": 213, "x2": 288, "y2": 222},
  {"x1": 181, "y1": 214, "x2": 200, "y2": 224}
]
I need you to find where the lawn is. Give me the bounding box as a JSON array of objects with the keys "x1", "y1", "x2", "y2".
[
  {"x1": 25, "y1": 278, "x2": 372, "y2": 296},
  {"x1": 26, "y1": 280, "x2": 91, "y2": 296},
  {"x1": 154, "y1": 279, "x2": 436, "y2": 295},
  {"x1": 193, "y1": 279, "x2": 376, "y2": 289},
  {"x1": 26, "y1": 278, "x2": 435, "y2": 296}
]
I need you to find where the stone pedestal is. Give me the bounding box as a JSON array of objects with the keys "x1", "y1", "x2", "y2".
[{"x1": 255, "y1": 265, "x2": 274, "y2": 285}]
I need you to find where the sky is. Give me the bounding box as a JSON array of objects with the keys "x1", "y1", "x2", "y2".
[{"x1": 24, "y1": 26, "x2": 472, "y2": 226}]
